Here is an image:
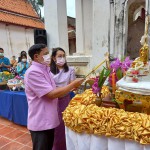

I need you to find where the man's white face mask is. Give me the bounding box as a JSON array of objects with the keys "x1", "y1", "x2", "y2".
[
  {"x1": 42, "y1": 54, "x2": 51, "y2": 66},
  {"x1": 0, "y1": 53, "x2": 4, "y2": 57}
]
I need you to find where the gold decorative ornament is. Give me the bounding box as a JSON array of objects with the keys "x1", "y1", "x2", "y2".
[{"x1": 63, "y1": 92, "x2": 150, "y2": 144}]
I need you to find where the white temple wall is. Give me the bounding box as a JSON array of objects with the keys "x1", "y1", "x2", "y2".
[
  {"x1": 90, "y1": 0, "x2": 110, "y2": 71},
  {"x1": 75, "y1": 0, "x2": 93, "y2": 55},
  {"x1": 0, "y1": 23, "x2": 34, "y2": 59}
]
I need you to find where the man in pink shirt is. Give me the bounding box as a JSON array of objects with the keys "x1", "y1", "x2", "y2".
[{"x1": 24, "y1": 44, "x2": 83, "y2": 150}]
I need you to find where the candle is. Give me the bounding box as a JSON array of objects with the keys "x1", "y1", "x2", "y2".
[{"x1": 112, "y1": 70, "x2": 116, "y2": 94}]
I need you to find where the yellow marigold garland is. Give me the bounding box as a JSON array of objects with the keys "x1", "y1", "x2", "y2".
[{"x1": 63, "y1": 89, "x2": 150, "y2": 145}]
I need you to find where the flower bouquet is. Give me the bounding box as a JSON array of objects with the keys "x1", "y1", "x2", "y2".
[
  {"x1": 92, "y1": 67, "x2": 111, "y2": 106},
  {"x1": 7, "y1": 75, "x2": 24, "y2": 91},
  {"x1": 109, "y1": 57, "x2": 132, "y2": 87}
]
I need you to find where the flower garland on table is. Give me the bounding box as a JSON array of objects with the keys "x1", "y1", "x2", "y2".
[{"x1": 63, "y1": 93, "x2": 150, "y2": 145}]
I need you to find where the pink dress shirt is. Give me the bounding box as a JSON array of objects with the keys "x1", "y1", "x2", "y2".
[{"x1": 24, "y1": 61, "x2": 59, "y2": 131}]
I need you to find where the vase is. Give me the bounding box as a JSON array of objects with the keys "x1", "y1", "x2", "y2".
[{"x1": 94, "y1": 94, "x2": 102, "y2": 107}]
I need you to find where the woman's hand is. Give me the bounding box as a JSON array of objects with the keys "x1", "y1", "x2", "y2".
[{"x1": 71, "y1": 78, "x2": 84, "y2": 89}]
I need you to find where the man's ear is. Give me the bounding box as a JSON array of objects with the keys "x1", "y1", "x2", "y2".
[{"x1": 34, "y1": 54, "x2": 39, "y2": 60}]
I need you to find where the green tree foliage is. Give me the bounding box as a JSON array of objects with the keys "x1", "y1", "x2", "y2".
[{"x1": 36, "y1": 0, "x2": 43, "y2": 6}]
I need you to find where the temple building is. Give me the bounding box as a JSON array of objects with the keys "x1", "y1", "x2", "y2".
[
  {"x1": 0, "y1": 0, "x2": 44, "y2": 58},
  {"x1": 44, "y1": 0, "x2": 150, "y2": 76}
]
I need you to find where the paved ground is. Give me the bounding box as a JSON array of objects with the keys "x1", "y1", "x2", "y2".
[{"x1": 0, "y1": 117, "x2": 32, "y2": 150}]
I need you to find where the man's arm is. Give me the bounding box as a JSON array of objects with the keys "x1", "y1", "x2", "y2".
[
  {"x1": 26, "y1": 70, "x2": 84, "y2": 100},
  {"x1": 45, "y1": 78, "x2": 83, "y2": 99},
  {"x1": 2, "y1": 59, "x2": 11, "y2": 68},
  {"x1": 3, "y1": 64, "x2": 10, "y2": 68}
]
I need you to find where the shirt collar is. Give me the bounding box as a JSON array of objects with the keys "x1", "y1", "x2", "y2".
[{"x1": 32, "y1": 61, "x2": 49, "y2": 70}]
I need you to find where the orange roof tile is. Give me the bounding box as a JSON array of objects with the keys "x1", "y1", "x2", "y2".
[
  {"x1": 0, "y1": 11, "x2": 44, "y2": 29},
  {"x1": 0, "y1": 0, "x2": 39, "y2": 18}
]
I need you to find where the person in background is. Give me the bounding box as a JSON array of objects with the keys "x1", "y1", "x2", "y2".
[
  {"x1": 10, "y1": 56, "x2": 18, "y2": 75},
  {"x1": 16, "y1": 54, "x2": 29, "y2": 77},
  {"x1": 0, "y1": 48, "x2": 10, "y2": 72},
  {"x1": 18, "y1": 51, "x2": 27, "y2": 63},
  {"x1": 10, "y1": 56, "x2": 17, "y2": 67},
  {"x1": 24, "y1": 44, "x2": 83, "y2": 150},
  {"x1": 50, "y1": 47, "x2": 76, "y2": 150}
]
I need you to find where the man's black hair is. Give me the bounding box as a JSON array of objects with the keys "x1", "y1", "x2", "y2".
[
  {"x1": 0, "y1": 48, "x2": 4, "y2": 51},
  {"x1": 28, "y1": 44, "x2": 47, "y2": 60}
]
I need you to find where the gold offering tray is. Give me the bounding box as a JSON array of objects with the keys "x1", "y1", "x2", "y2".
[{"x1": 115, "y1": 89, "x2": 150, "y2": 114}]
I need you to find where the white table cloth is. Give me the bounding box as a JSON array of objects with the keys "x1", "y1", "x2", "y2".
[
  {"x1": 65, "y1": 127, "x2": 150, "y2": 150},
  {"x1": 116, "y1": 75, "x2": 150, "y2": 95}
]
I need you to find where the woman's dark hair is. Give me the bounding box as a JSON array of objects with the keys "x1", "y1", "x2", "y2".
[
  {"x1": 18, "y1": 51, "x2": 27, "y2": 62},
  {"x1": 28, "y1": 44, "x2": 47, "y2": 60},
  {"x1": 50, "y1": 47, "x2": 69, "y2": 75},
  {"x1": 21, "y1": 51, "x2": 27, "y2": 56},
  {"x1": 20, "y1": 54, "x2": 27, "y2": 59}
]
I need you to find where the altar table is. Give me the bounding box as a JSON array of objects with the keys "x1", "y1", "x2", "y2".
[
  {"x1": 0, "y1": 90, "x2": 28, "y2": 126},
  {"x1": 0, "y1": 90, "x2": 75, "y2": 126},
  {"x1": 65, "y1": 127, "x2": 150, "y2": 150}
]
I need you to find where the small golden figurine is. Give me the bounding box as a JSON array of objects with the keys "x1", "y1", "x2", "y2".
[
  {"x1": 139, "y1": 43, "x2": 149, "y2": 64},
  {"x1": 131, "y1": 16, "x2": 149, "y2": 67}
]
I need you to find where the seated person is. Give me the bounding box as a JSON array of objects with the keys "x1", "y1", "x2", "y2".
[
  {"x1": 16, "y1": 54, "x2": 29, "y2": 77},
  {"x1": 10, "y1": 56, "x2": 18, "y2": 75},
  {"x1": 10, "y1": 56, "x2": 17, "y2": 67},
  {"x1": 18, "y1": 51, "x2": 27, "y2": 63},
  {"x1": 0, "y1": 48, "x2": 10, "y2": 72}
]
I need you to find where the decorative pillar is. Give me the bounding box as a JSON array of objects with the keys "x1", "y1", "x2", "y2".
[
  {"x1": 113, "y1": 0, "x2": 128, "y2": 58},
  {"x1": 91, "y1": 0, "x2": 109, "y2": 69},
  {"x1": 146, "y1": 0, "x2": 150, "y2": 58},
  {"x1": 44, "y1": 0, "x2": 69, "y2": 53},
  {"x1": 109, "y1": 0, "x2": 115, "y2": 55},
  {"x1": 75, "y1": 0, "x2": 93, "y2": 55},
  {"x1": 75, "y1": 0, "x2": 84, "y2": 54}
]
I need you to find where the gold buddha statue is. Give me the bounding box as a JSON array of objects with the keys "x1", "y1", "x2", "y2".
[{"x1": 139, "y1": 43, "x2": 149, "y2": 64}]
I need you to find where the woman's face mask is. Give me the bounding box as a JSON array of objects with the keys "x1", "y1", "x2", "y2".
[
  {"x1": 22, "y1": 58, "x2": 27, "y2": 62},
  {"x1": 56, "y1": 57, "x2": 66, "y2": 66},
  {"x1": 42, "y1": 54, "x2": 51, "y2": 66}
]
